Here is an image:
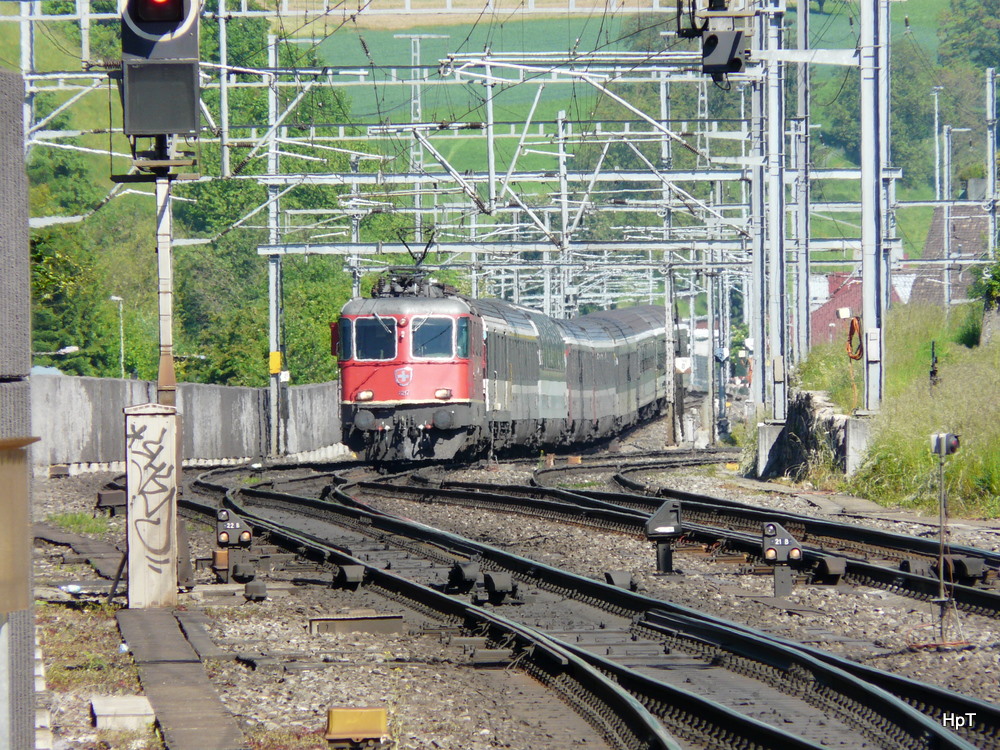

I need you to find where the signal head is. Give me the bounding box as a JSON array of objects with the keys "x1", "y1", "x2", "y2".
[{"x1": 134, "y1": 0, "x2": 184, "y2": 24}]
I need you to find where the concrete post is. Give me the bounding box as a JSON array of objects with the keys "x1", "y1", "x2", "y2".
[
  {"x1": 1, "y1": 67, "x2": 37, "y2": 749},
  {"x1": 860, "y1": 0, "x2": 886, "y2": 411},
  {"x1": 125, "y1": 404, "x2": 179, "y2": 608}
]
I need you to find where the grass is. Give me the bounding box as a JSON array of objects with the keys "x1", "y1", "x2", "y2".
[
  {"x1": 36, "y1": 602, "x2": 142, "y2": 694},
  {"x1": 796, "y1": 302, "x2": 1000, "y2": 516},
  {"x1": 244, "y1": 726, "x2": 328, "y2": 750},
  {"x1": 47, "y1": 511, "x2": 110, "y2": 536}
]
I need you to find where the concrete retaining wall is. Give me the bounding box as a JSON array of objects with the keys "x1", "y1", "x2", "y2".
[
  {"x1": 285, "y1": 381, "x2": 341, "y2": 455},
  {"x1": 30, "y1": 375, "x2": 343, "y2": 467},
  {"x1": 177, "y1": 383, "x2": 267, "y2": 461},
  {"x1": 756, "y1": 390, "x2": 849, "y2": 479}
]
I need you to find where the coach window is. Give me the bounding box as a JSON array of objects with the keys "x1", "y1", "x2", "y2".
[
  {"x1": 412, "y1": 316, "x2": 454, "y2": 358},
  {"x1": 355, "y1": 315, "x2": 397, "y2": 360},
  {"x1": 456, "y1": 318, "x2": 469, "y2": 358},
  {"x1": 338, "y1": 318, "x2": 353, "y2": 360}
]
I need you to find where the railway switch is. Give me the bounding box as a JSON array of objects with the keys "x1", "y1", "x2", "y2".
[
  {"x1": 605, "y1": 570, "x2": 637, "y2": 591},
  {"x1": 335, "y1": 565, "x2": 365, "y2": 589},
  {"x1": 934, "y1": 555, "x2": 986, "y2": 587},
  {"x1": 762, "y1": 522, "x2": 802, "y2": 597},
  {"x1": 482, "y1": 571, "x2": 516, "y2": 605},
  {"x1": 448, "y1": 561, "x2": 481, "y2": 593},
  {"x1": 811, "y1": 555, "x2": 846, "y2": 585},
  {"x1": 646, "y1": 500, "x2": 683, "y2": 575},
  {"x1": 243, "y1": 579, "x2": 267, "y2": 601}
]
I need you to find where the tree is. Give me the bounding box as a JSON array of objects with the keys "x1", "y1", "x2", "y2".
[
  {"x1": 939, "y1": 0, "x2": 1000, "y2": 71},
  {"x1": 970, "y1": 262, "x2": 1000, "y2": 345}
]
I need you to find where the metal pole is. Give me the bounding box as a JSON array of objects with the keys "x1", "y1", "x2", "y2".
[
  {"x1": 860, "y1": 0, "x2": 885, "y2": 412},
  {"x1": 938, "y1": 452, "x2": 949, "y2": 640},
  {"x1": 267, "y1": 36, "x2": 282, "y2": 455},
  {"x1": 794, "y1": 1, "x2": 811, "y2": 362},
  {"x1": 707, "y1": 267, "x2": 718, "y2": 446},
  {"x1": 987, "y1": 69, "x2": 997, "y2": 258},
  {"x1": 791, "y1": 118, "x2": 810, "y2": 363},
  {"x1": 219, "y1": 0, "x2": 230, "y2": 177},
  {"x1": 944, "y1": 124, "x2": 952, "y2": 313},
  {"x1": 878, "y1": 0, "x2": 893, "y2": 316},
  {"x1": 485, "y1": 53, "x2": 497, "y2": 213},
  {"x1": 78, "y1": 0, "x2": 90, "y2": 63},
  {"x1": 664, "y1": 267, "x2": 676, "y2": 445},
  {"x1": 750, "y1": 66, "x2": 766, "y2": 408},
  {"x1": 558, "y1": 110, "x2": 570, "y2": 318},
  {"x1": 154, "y1": 144, "x2": 176, "y2": 406},
  {"x1": 766, "y1": 0, "x2": 787, "y2": 422},
  {"x1": 20, "y1": 1, "x2": 34, "y2": 154},
  {"x1": 933, "y1": 87, "x2": 942, "y2": 202},
  {"x1": 111, "y1": 295, "x2": 125, "y2": 379}
]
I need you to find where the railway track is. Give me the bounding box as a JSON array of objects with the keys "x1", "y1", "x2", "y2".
[
  {"x1": 187, "y1": 466, "x2": 990, "y2": 750},
  {"x1": 411, "y1": 473, "x2": 1000, "y2": 620}
]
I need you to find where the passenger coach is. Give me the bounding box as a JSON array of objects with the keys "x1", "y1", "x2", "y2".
[{"x1": 333, "y1": 277, "x2": 670, "y2": 462}]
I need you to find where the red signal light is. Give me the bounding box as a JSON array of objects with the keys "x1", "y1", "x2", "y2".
[{"x1": 135, "y1": 0, "x2": 184, "y2": 24}]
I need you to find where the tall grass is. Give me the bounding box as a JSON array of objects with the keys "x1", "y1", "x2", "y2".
[
  {"x1": 798, "y1": 303, "x2": 1000, "y2": 517},
  {"x1": 849, "y1": 331, "x2": 1000, "y2": 516}
]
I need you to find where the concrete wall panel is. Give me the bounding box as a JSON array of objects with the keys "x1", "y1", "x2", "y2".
[
  {"x1": 286, "y1": 382, "x2": 340, "y2": 454},
  {"x1": 0, "y1": 72, "x2": 30, "y2": 378},
  {"x1": 31, "y1": 375, "x2": 154, "y2": 465},
  {"x1": 177, "y1": 383, "x2": 266, "y2": 460},
  {"x1": 30, "y1": 376, "x2": 346, "y2": 465}
]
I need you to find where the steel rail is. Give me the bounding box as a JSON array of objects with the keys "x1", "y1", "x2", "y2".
[
  {"x1": 357, "y1": 477, "x2": 1000, "y2": 749},
  {"x1": 210, "y1": 477, "x2": 979, "y2": 750},
  {"x1": 430, "y1": 478, "x2": 1000, "y2": 617},
  {"x1": 188, "y1": 475, "x2": 830, "y2": 750},
  {"x1": 605, "y1": 472, "x2": 1000, "y2": 570}
]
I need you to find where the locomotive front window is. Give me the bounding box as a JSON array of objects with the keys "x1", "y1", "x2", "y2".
[
  {"x1": 338, "y1": 318, "x2": 353, "y2": 360},
  {"x1": 355, "y1": 316, "x2": 397, "y2": 360},
  {"x1": 456, "y1": 317, "x2": 469, "y2": 358},
  {"x1": 412, "y1": 317, "x2": 454, "y2": 358}
]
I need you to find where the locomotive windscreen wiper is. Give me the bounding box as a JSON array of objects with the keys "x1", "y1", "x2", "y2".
[{"x1": 372, "y1": 311, "x2": 393, "y2": 335}]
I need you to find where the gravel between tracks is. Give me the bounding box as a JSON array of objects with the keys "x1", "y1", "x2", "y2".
[{"x1": 29, "y1": 414, "x2": 1000, "y2": 747}]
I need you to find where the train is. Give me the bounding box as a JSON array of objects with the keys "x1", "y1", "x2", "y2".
[{"x1": 332, "y1": 274, "x2": 672, "y2": 462}]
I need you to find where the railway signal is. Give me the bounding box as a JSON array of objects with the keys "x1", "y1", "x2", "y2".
[
  {"x1": 646, "y1": 500, "x2": 683, "y2": 575},
  {"x1": 930, "y1": 432, "x2": 960, "y2": 456},
  {"x1": 120, "y1": 0, "x2": 200, "y2": 136},
  {"x1": 761, "y1": 521, "x2": 801, "y2": 597},
  {"x1": 701, "y1": 30, "x2": 744, "y2": 80},
  {"x1": 931, "y1": 431, "x2": 961, "y2": 641},
  {"x1": 216, "y1": 508, "x2": 251, "y2": 547}
]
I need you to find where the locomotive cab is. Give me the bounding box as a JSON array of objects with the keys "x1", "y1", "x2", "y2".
[{"x1": 336, "y1": 296, "x2": 485, "y2": 461}]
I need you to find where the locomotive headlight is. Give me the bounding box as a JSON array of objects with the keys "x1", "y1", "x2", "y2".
[
  {"x1": 356, "y1": 390, "x2": 374, "y2": 402},
  {"x1": 434, "y1": 388, "x2": 452, "y2": 400},
  {"x1": 788, "y1": 547, "x2": 802, "y2": 561},
  {"x1": 764, "y1": 547, "x2": 778, "y2": 561}
]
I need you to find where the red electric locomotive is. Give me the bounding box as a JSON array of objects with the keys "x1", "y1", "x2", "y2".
[
  {"x1": 334, "y1": 282, "x2": 488, "y2": 461},
  {"x1": 333, "y1": 274, "x2": 670, "y2": 462}
]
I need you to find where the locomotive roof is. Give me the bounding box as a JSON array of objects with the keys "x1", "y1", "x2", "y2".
[{"x1": 342, "y1": 296, "x2": 472, "y2": 316}]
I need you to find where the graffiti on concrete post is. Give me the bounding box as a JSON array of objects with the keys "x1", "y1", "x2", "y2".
[{"x1": 125, "y1": 404, "x2": 178, "y2": 608}]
